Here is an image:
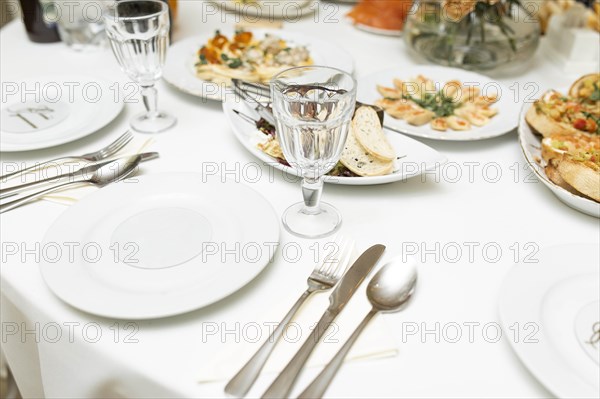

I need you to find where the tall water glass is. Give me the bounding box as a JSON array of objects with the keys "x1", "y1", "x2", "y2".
[
  {"x1": 104, "y1": 0, "x2": 176, "y2": 133},
  {"x1": 271, "y1": 66, "x2": 356, "y2": 238}
]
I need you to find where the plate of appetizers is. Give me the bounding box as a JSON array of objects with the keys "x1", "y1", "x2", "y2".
[
  {"x1": 209, "y1": 0, "x2": 314, "y2": 19},
  {"x1": 357, "y1": 66, "x2": 520, "y2": 141},
  {"x1": 347, "y1": 0, "x2": 410, "y2": 36},
  {"x1": 499, "y1": 243, "x2": 600, "y2": 399},
  {"x1": 223, "y1": 96, "x2": 447, "y2": 186},
  {"x1": 518, "y1": 73, "x2": 600, "y2": 217},
  {"x1": 163, "y1": 29, "x2": 353, "y2": 101}
]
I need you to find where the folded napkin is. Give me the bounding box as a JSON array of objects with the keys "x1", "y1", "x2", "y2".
[
  {"x1": 2, "y1": 137, "x2": 155, "y2": 205},
  {"x1": 198, "y1": 279, "x2": 399, "y2": 383}
]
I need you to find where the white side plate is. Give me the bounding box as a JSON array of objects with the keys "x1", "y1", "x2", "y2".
[
  {"x1": 499, "y1": 243, "x2": 600, "y2": 399},
  {"x1": 1, "y1": 75, "x2": 123, "y2": 152}
]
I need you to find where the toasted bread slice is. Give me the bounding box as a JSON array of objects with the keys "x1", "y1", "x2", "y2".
[
  {"x1": 353, "y1": 106, "x2": 396, "y2": 162},
  {"x1": 555, "y1": 157, "x2": 600, "y2": 202},
  {"x1": 525, "y1": 96, "x2": 580, "y2": 138},
  {"x1": 340, "y1": 124, "x2": 394, "y2": 177},
  {"x1": 541, "y1": 132, "x2": 600, "y2": 163},
  {"x1": 545, "y1": 161, "x2": 582, "y2": 196}
]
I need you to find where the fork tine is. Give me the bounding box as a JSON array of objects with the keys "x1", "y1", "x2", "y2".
[
  {"x1": 97, "y1": 136, "x2": 133, "y2": 159},
  {"x1": 101, "y1": 131, "x2": 133, "y2": 155},
  {"x1": 318, "y1": 236, "x2": 344, "y2": 276},
  {"x1": 331, "y1": 239, "x2": 355, "y2": 279}
]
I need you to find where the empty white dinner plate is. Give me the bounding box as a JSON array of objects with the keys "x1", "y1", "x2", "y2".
[
  {"x1": 223, "y1": 97, "x2": 448, "y2": 185},
  {"x1": 163, "y1": 29, "x2": 355, "y2": 101},
  {"x1": 518, "y1": 103, "x2": 600, "y2": 218},
  {"x1": 357, "y1": 65, "x2": 520, "y2": 141},
  {"x1": 40, "y1": 173, "x2": 279, "y2": 319},
  {"x1": 1, "y1": 75, "x2": 123, "y2": 152},
  {"x1": 499, "y1": 243, "x2": 600, "y2": 399}
]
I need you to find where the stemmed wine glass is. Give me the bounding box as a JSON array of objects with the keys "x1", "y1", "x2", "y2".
[
  {"x1": 103, "y1": 0, "x2": 176, "y2": 133},
  {"x1": 271, "y1": 66, "x2": 357, "y2": 238}
]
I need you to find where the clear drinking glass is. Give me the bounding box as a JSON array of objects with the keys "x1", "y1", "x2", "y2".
[
  {"x1": 271, "y1": 66, "x2": 356, "y2": 238},
  {"x1": 41, "y1": 0, "x2": 110, "y2": 51},
  {"x1": 103, "y1": 0, "x2": 176, "y2": 133}
]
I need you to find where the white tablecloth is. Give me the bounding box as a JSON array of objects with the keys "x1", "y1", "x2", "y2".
[{"x1": 1, "y1": 1, "x2": 599, "y2": 398}]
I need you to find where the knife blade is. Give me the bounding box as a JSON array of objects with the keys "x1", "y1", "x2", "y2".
[{"x1": 261, "y1": 244, "x2": 386, "y2": 399}]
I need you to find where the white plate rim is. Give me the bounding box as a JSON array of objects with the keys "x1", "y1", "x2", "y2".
[
  {"x1": 39, "y1": 173, "x2": 280, "y2": 320},
  {"x1": 517, "y1": 102, "x2": 600, "y2": 218},
  {"x1": 498, "y1": 243, "x2": 600, "y2": 399},
  {"x1": 209, "y1": 0, "x2": 314, "y2": 18},
  {"x1": 163, "y1": 29, "x2": 355, "y2": 101},
  {"x1": 222, "y1": 97, "x2": 448, "y2": 185},
  {"x1": 1, "y1": 75, "x2": 124, "y2": 152},
  {"x1": 357, "y1": 65, "x2": 520, "y2": 141}
]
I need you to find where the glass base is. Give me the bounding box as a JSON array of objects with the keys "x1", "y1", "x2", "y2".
[
  {"x1": 282, "y1": 202, "x2": 342, "y2": 239},
  {"x1": 130, "y1": 111, "x2": 176, "y2": 134}
]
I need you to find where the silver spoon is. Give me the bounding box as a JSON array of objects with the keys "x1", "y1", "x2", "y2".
[
  {"x1": 298, "y1": 257, "x2": 418, "y2": 399},
  {"x1": 0, "y1": 154, "x2": 143, "y2": 214}
]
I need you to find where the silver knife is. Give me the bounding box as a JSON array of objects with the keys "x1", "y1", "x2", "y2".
[
  {"x1": 0, "y1": 152, "x2": 159, "y2": 199},
  {"x1": 261, "y1": 244, "x2": 386, "y2": 399}
]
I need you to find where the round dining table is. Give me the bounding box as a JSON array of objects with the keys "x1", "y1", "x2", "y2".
[{"x1": 1, "y1": 1, "x2": 599, "y2": 398}]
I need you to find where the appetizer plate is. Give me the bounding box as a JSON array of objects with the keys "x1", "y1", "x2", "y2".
[
  {"x1": 40, "y1": 173, "x2": 279, "y2": 319},
  {"x1": 357, "y1": 65, "x2": 520, "y2": 141},
  {"x1": 223, "y1": 97, "x2": 448, "y2": 185},
  {"x1": 352, "y1": 23, "x2": 402, "y2": 36},
  {"x1": 499, "y1": 243, "x2": 600, "y2": 399},
  {"x1": 163, "y1": 29, "x2": 355, "y2": 101},
  {"x1": 209, "y1": 0, "x2": 313, "y2": 19},
  {"x1": 518, "y1": 104, "x2": 600, "y2": 218},
  {"x1": 0, "y1": 75, "x2": 123, "y2": 152}
]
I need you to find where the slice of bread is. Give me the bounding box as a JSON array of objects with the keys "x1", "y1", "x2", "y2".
[
  {"x1": 555, "y1": 157, "x2": 600, "y2": 202},
  {"x1": 340, "y1": 124, "x2": 394, "y2": 177},
  {"x1": 525, "y1": 91, "x2": 582, "y2": 138},
  {"x1": 353, "y1": 106, "x2": 396, "y2": 162},
  {"x1": 545, "y1": 162, "x2": 581, "y2": 196}
]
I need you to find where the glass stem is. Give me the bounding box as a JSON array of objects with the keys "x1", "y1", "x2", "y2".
[
  {"x1": 301, "y1": 177, "x2": 324, "y2": 215},
  {"x1": 141, "y1": 85, "x2": 159, "y2": 119}
]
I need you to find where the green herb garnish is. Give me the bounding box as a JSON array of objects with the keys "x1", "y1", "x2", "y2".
[{"x1": 404, "y1": 91, "x2": 462, "y2": 117}]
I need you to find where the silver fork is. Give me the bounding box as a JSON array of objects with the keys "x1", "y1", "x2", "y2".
[
  {"x1": 0, "y1": 131, "x2": 134, "y2": 181},
  {"x1": 224, "y1": 237, "x2": 355, "y2": 398}
]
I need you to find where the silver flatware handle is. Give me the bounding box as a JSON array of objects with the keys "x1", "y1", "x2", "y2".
[
  {"x1": 297, "y1": 309, "x2": 378, "y2": 399},
  {"x1": 1, "y1": 174, "x2": 85, "y2": 197},
  {"x1": 261, "y1": 309, "x2": 337, "y2": 399},
  {"x1": 0, "y1": 157, "x2": 80, "y2": 181},
  {"x1": 225, "y1": 290, "x2": 312, "y2": 397},
  {"x1": 0, "y1": 181, "x2": 90, "y2": 213}
]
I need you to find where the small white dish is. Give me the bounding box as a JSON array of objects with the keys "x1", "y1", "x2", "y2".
[
  {"x1": 163, "y1": 29, "x2": 355, "y2": 101},
  {"x1": 357, "y1": 65, "x2": 520, "y2": 141},
  {"x1": 223, "y1": 97, "x2": 448, "y2": 186},
  {"x1": 0, "y1": 75, "x2": 123, "y2": 152},
  {"x1": 40, "y1": 173, "x2": 280, "y2": 320},
  {"x1": 209, "y1": 0, "x2": 314, "y2": 19},
  {"x1": 499, "y1": 243, "x2": 600, "y2": 399},
  {"x1": 518, "y1": 103, "x2": 600, "y2": 218}
]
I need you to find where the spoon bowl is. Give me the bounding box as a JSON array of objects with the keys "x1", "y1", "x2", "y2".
[{"x1": 367, "y1": 256, "x2": 418, "y2": 312}]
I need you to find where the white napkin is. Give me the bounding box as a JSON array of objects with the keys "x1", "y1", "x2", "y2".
[
  {"x1": 2, "y1": 137, "x2": 155, "y2": 205},
  {"x1": 198, "y1": 284, "x2": 398, "y2": 383}
]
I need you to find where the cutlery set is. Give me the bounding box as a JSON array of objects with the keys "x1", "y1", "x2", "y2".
[
  {"x1": 0, "y1": 131, "x2": 159, "y2": 213},
  {"x1": 226, "y1": 242, "x2": 418, "y2": 399}
]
